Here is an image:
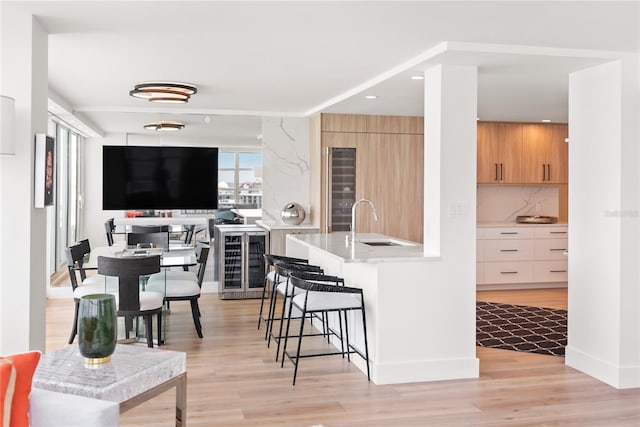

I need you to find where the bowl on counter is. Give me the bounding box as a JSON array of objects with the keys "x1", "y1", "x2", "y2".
[{"x1": 516, "y1": 215, "x2": 558, "y2": 224}]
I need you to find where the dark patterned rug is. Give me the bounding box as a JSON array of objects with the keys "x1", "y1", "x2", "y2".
[{"x1": 476, "y1": 301, "x2": 567, "y2": 357}]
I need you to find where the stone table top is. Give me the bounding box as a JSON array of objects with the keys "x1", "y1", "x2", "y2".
[{"x1": 33, "y1": 344, "x2": 186, "y2": 403}]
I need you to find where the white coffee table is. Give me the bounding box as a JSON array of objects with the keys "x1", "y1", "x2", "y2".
[{"x1": 33, "y1": 344, "x2": 187, "y2": 426}]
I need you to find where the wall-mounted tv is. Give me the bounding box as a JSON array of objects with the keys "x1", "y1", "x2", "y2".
[{"x1": 103, "y1": 146, "x2": 218, "y2": 210}]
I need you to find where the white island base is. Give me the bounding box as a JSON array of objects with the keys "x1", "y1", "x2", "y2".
[{"x1": 286, "y1": 232, "x2": 479, "y2": 385}]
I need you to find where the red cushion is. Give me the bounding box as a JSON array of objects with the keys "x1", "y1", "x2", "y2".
[
  {"x1": 0, "y1": 359, "x2": 16, "y2": 427},
  {"x1": 0, "y1": 352, "x2": 40, "y2": 427}
]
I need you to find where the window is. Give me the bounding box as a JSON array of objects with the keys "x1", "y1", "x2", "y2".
[
  {"x1": 47, "y1": 115, "x2": 81, "y2": 274},
  {"x1": 218, "y1": 151, "x2": 262, "y2": 208}
]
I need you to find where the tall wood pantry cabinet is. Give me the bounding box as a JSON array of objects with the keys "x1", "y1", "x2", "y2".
[{"x1": 309, "y1": 113, "x2": 424, "y2": 243}]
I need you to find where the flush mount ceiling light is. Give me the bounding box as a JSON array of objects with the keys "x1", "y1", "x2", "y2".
[
  {"x1": 130, "y1": 82, "x2": 197, "y2": 103},
  {"x1": 364, "y1": 95, "x2": 377, "y2": 99},
  {"x1": 144, "y1": 121, "x2": 185, "y2": 132}
]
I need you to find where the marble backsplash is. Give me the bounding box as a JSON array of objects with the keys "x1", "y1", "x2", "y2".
[
  {"x1": 261, "y1": 117, "x2": 311, "y2": 224},
  {"x1": 477, "y1": 185, "x2": 559, "y2": 222}
]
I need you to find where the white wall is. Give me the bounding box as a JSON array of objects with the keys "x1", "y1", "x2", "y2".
[
  {"x1": 566, "y1": 58, "x2": 640, "y2": 388},
  {"x1": 260, "y1": 117, "x2": 311, "y2": 224},
  {"x1": 0, "y1": 9, "x2": 48, "y2": 353}
]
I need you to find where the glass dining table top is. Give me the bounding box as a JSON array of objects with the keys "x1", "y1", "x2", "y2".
[{"x1": 83, "y1": 242, "x2": 197, "y2": 269}]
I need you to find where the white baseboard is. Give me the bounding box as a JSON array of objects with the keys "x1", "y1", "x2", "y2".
[{"x1": 566, "y1": 345, "x2": 640, "y2": 389}]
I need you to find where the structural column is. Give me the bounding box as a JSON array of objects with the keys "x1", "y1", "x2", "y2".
[
  {"x1": 418, "y1": 64, "x2": 479, "y2": 379},
  {"x1": 567, "y1": 58, "x2": 640, "y2": 388},
  {"x1": 0, "y1": 6, "x2": 49, "y2": 353}
]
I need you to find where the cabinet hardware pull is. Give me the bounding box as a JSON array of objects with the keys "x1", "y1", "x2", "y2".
[
  {"x1": 550, "y1": 231, "x2": 567, "y2": 234},
  {"x1": 550, "y1": 248, "x2": 567, "y2": 251},
  {"x1": 500, "y1": 271, "x2": 518, "y2": 274},
  {"x1": 494, "y1": 163, "x2": 499, "y2": 181},
  {"x1": 550, "y1": 270, "x2": 567, "y2": 273},
  {"x1": 500, "y1": 163, "x2": 504, "y2": 181},
  {"x1": 542, "y1": 164, "x2": 546, "y2": 181},
  {"x1": 547, "y1": 164, "x2": 551, "y2": 181},
  {"x1": 500, "y1": 232, "x2": 518, "y2": 234},
  {"x1": 500, "y1": 249, "x2": 518, "y2": 252}
]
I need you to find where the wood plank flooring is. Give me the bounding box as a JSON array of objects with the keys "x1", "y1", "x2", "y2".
[{"x1": 44, "y1": 289, "x2": 639, "y2": 426}]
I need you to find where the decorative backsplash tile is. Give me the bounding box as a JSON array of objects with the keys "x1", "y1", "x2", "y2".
[{"x1": 477, "y1": 185, "x2": 559, "y2": 222}]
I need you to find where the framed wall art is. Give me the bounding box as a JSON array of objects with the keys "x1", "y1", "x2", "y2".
[{"x1": 34, "y1": 133, "x2": 55, "y2": 208}]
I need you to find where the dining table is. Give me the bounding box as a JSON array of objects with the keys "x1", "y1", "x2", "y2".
[{"x1": 82, "y1": 242, "x2": 198, "y2": 344}]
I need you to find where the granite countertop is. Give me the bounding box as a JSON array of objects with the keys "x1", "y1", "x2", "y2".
[{"x1": 287, "y1": 232, "x2": 438, "y2": 263}]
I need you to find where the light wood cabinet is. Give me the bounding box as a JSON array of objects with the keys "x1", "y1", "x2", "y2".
[
  {"x1": 310, "y1": 113, "x2": 424, "y2": 243},
  {"x1": 477, "y1": 122, "x2": 523, "y2": 184},
  {"x1": 521, "y1": 123, "x2": 568, "y2": 184}
]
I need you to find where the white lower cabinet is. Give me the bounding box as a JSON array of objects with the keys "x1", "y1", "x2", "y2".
[{"x1": 477, "y1": 224, "x2": 568, "y2": 288}]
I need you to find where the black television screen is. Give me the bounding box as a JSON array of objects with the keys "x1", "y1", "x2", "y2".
[{"x1": 103, "y1": 146, "x2": 218, "y2": 210}]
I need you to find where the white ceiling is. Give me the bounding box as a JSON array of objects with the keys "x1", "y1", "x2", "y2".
[{"x1": 3, "y1": 1, "x2": 639, "y2": 146}]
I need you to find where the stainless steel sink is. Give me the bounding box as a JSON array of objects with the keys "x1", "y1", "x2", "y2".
[
  {"x1": 358, "y1": 238, "x2": 415, "y2": 247},
  {"x1": 361, "y1": 241, "x2": 399, "y2": 247}
]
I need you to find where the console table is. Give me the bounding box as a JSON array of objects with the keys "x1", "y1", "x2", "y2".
[{"x1": 33, "y1": 344, "x2": 187, "y2": 426}]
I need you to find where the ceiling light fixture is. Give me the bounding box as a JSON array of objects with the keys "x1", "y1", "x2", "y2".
[
  {"x1": 130, "y1": 82, "x2": 197, "y2": 103},
  {"x1": 144, "y1": 121, "x2": 185, "y2": 132},
  {"x1": 541, "y1": 119, "x2": 552, "y2": 123},
  {"x1": 365, "y1": 95, "x2": 377, "y2": 99},
  {"x1": 411, "y1": 75, "x2": 424, "y2": 80}
]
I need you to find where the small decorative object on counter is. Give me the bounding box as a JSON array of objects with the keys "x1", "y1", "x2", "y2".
[
  {"x1": 281, "y1": 202, "x2": 306, "y2": 225},
  {"x1": 78, "y1": 294, "x2": 117, "y2": 365},
  {"x1": 516, "y1": 215, "x2": 558, "y2": 224}
]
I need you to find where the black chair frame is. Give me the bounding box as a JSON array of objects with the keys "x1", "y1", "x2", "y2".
[
  {"x1": 258, "y1": 254, "x2": 309, "y2": 331},
  {"x1": 127, "y1": 231, "x2": 170, "y2": 251},
  {"x1": 161, "y1": 243, "x2": 210, "y2": 338},
  {"x1": 282, "y1": 274, "x2": 371, "y2": 385},
  {"x1": 97, "y1": 254, "x2": 163, "y2": 348}
]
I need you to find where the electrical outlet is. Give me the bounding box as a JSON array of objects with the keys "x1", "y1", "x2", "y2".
[{"x1": 535, "y1": 203, "x2": 542, "y2": 212}]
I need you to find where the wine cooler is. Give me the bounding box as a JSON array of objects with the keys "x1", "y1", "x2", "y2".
[{"x1": 214, "y1": 224, "x2": 268, "y2": 299}]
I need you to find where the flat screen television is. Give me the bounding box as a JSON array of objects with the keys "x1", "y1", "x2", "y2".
[{"x1": 103, "y1": 146, "x2": 218, "y2": 210}]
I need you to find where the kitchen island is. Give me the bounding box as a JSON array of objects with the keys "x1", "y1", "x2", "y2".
[{"x1": 286, "y1": 232, "x2": 479, "y2": 385}]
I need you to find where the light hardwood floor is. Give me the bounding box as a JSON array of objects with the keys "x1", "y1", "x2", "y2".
[{"x1": 44, "y1": 289, "x2": 639, "y2": 426}]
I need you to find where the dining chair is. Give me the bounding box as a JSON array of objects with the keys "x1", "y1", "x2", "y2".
[
  {"x1": 65, "y1": 242, "x2": 113, "y2": 344},
  {"x1": 282, "y1": 273, "x2": 371, "y2": 385},
  {"x1": 104, "y1": 218, "x2": 115, "y2": 246},
  {"x1": 130, "y1": 225, "x2": 170, "y2": 233},
  {"x1": 127, "y1": 231, "x2": 170, "y2": 251},
  {"x1": 97, "y1": 254, "x2": 164, "y2": 348},
  {"x1": 146, "y1": 243, "x2": 210, "y2": 338}
]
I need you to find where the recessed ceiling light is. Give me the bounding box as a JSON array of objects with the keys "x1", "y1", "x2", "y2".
[
  {"x1": 541, "y1": 119, "x2": 552, "y2": 123},
  {"x1": 144, "y1": 121, "x2": 185, "y2": 132},
  {"x1": 365, "y1": 95, "x2": 377, "y2": 99},
  {"x1": 411, "y1": 75, "x2": 424, "y2": 80},
  {"x1": 130, "y1": 82, "x2": 197, "y2": 104}
]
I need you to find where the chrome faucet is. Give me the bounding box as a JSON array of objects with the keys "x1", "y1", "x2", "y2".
[{"x1": 351, "y1": 198, "x2": 378, "y2": 243}]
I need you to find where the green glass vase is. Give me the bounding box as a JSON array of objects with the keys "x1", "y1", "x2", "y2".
[{"x1": 78, "y1": 293, "x2": 117, "y2": 364}]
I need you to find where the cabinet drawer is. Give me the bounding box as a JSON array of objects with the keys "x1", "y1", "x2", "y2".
[
  {"x1": 484, "y1": 261, "x2": 534, "y2": 284},
  {"x1": 534, "y1": 260, "x2": 568, "y2": 282},
  {"x1": 482, "y1": 227, "x2": 535, "y2": 239},
  {"x1": 484, "y1": 239, "x2": 534, "y2": 261},
  {"x1": 534, "y1": 226, "x2": 568, "y2": 238},
  {"x1": 534, "y1": 239, "x2": 568, "y2": 260}
]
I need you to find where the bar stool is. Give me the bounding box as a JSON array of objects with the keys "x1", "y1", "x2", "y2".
[
  {"x1": 282, "y1": 273, "x2": 371, "y2": 385},
  {"x1": 258, "y1": 254, "x2": 309, "y2": 333},
  {"x1": 268, "y1": 262, "x2": 324, "y2": 360}
]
